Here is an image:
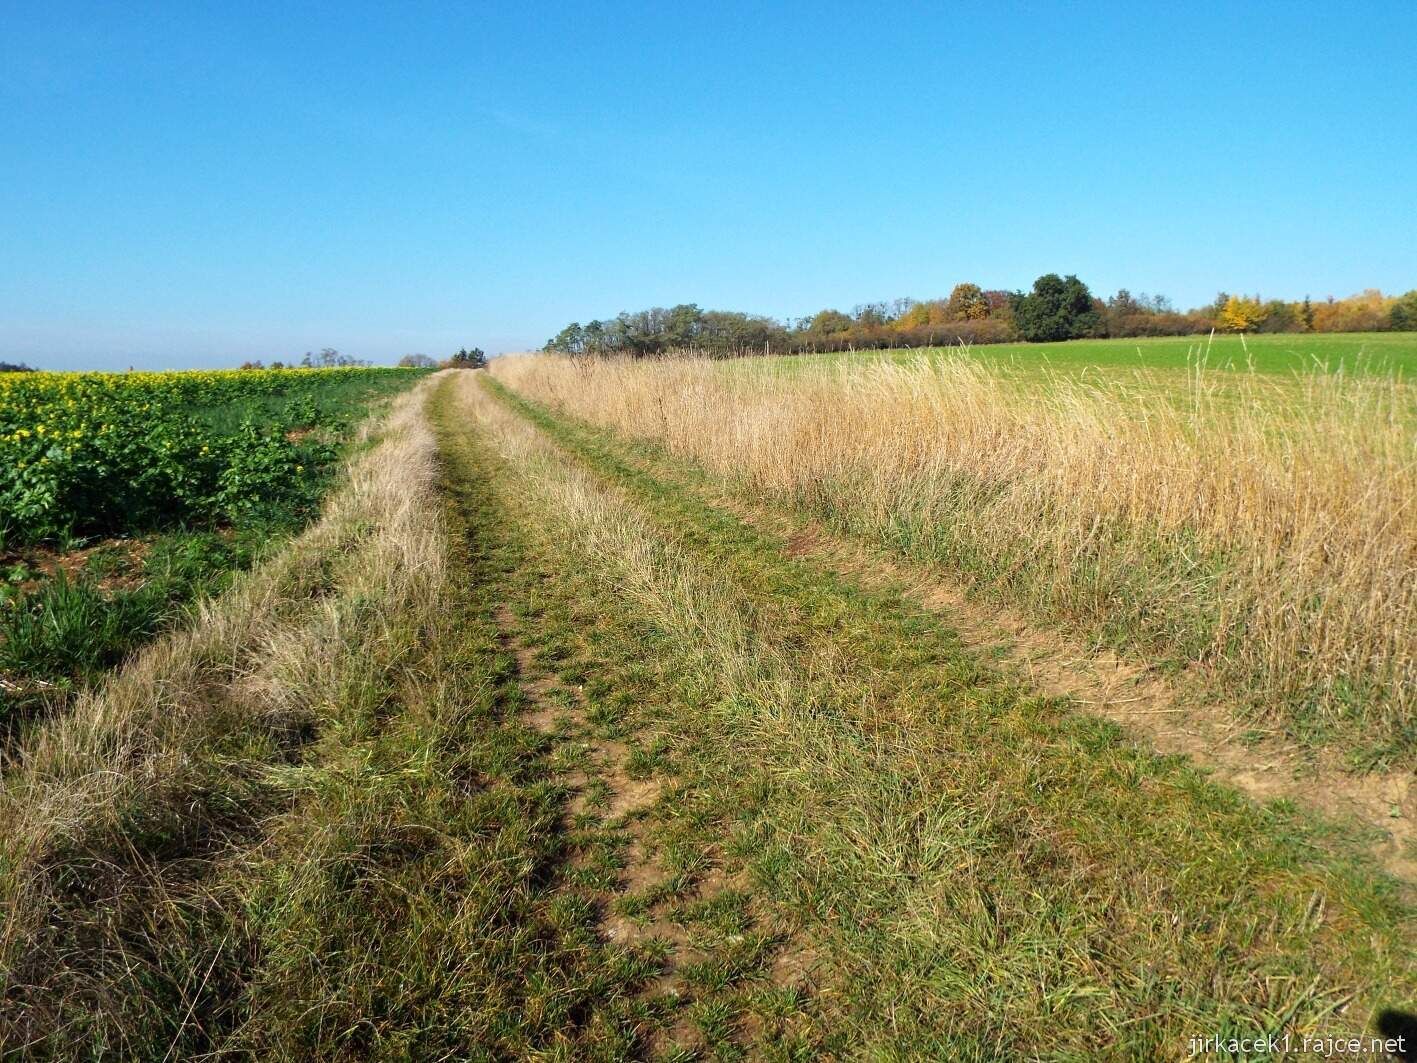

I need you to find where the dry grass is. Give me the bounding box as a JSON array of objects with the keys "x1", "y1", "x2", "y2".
[{"x1": 491, "y1": 352, "x2": 1417, "y2": 753}]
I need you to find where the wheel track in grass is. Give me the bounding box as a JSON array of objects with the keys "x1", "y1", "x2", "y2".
[
  {"x1": 670, "y1": 471, "x2": 1417, "y2": 885},
  {"x1": 489, "y1": 602, "x2": 718, "y2": 1058},
  {"x1": 463, "y1": 371, "x2": 1417, "y2": 1057},
  {"x1": 433, "y1": 374, "x2": 828, "y2": 1059},
  {"x1": 764, "y1": 527, "x2": 1417, "y2": 884}
]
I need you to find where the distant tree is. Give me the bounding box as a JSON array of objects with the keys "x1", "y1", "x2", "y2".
[
  {"x1": 1205, "y1": 292, "x2": 1231, "y2": 322},
  {"x1": 398, "y1": 353, "x2": 438, "y2": 368},
  {"x1": 1104, "y1": 289, "x2": 1142, "y2": 336},
  {"x1": 894, "y1": 301, "x2": 932, "y2": 329},
  {"x1": 1108, "y1": 289, "x2": 1145, "y2": 316},
  {"x1": 1389, "y1": 290, "x2": 1417, "y2": 331},
  {"x1": 0, "y1": 361, "x2": 35, "y2": 372},
  {"x1": 853, "y1": 302, "x2": 891, "y2": 328},
  {"x1": 546, "y1": 323, "x2": 585, "y2": 353},
  {"x1": 980, "y1": 290, "x2": 1015, "y2": 330},
  {"x1": 664, "y1": 303, "x2": 705, "y2": 347},
  {"x1": 1312, "y1": 289, "x2": 1389, "y2": 332},
  {"x1": 1301, "y1": 296, "x2": 1315, "y2": 332},
  {"x1": 699, "y1": 310, "x2": 785, "y2": 352},
  {"x1": 808, "y1": 309, "x2": 855, "y2": 335},
  {"x1": 1220, "y1": 295, "x2": 1266, "y2": 332},
  {"x1": 238, "y1": 359, "x2": 265, "y2": 370},
  {"x1": 945, "y1": 283, "x2": 989, "y2": 321},
  {"x1": 1103, "y1": 289, "x2": 1146, "y2": 337},
  {"x1": 449, "y1": 347, "x2": 486, "y2": 368},
  {"x1": 270, "y1": 360, "x2": 287, "y2": 369},
  {"x1": 583, "y1": 320, "x2": 607, "y2": 353},
  {"x1": 1256, "y1": 300, "x2": 1299, "y2": 333},
  {"x1": 1012, "y1": 274, "x2": 1100, "y2": 342},
  {"x1": 296, "y1": 347, "x2": 369, "y2": 368}
]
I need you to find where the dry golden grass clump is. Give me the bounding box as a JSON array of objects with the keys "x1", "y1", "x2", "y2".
[{"x1": 491, "y1": 352, "x2": 1417, "y2": 749}]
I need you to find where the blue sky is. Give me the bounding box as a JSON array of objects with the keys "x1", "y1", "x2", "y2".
[{"x1": 2, "y1": 1, "x2": 1414, "y2": 370}]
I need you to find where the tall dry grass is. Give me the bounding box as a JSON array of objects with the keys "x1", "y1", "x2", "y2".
[{"x1": 491, "y1": 352, "x2": 1417, "y2": 748}]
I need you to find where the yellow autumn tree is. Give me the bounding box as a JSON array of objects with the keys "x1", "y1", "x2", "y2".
[
  {"x1": 1220, "y1": 294, "x2": 1266, "y2": 332},
  {"x1": 895, "y1": 302, "x2": 931, "y2": 329},
  {"x1": 892, "y1": 299, "x2": 951, "y2": 330}
]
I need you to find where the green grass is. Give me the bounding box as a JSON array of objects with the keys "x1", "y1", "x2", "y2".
[
  {"x1": 0, "y1": 532, "x2": 252, "y2": 684},
  {"x1": 431, "y1": 380, "x2": 832, "y2": 1058},
  {"x1": 222, "y1": 395, "x2": 664, "y2": 1060},
  {"x1": 770, "y1": 331, "x2": 1417, "y2": 380}
]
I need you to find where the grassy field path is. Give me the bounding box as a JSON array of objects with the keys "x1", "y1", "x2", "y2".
[
  {"x1": 433, "y1": 376, "x2": 832, "y2": 1058},
  {"x1": 3, "y1": 370, "x2": 1413, "y2": 1059},
  {"x1": 435, "y1": 371, "x2": 1417, "y2": 1058}
]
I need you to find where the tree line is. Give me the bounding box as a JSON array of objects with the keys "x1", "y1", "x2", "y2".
[
  {"x1": 239, "y1": 348, "x2": 374, "y2": 370},
  {"x1": 235, "y1": 347, "x2": 487, "y2": 370},
  {"x1": 397, "y1": 348, "x2": 486, "y2": 369},
  {"x1": 3, "y1": 347, "x2": 487, "y2": 374},
  {"x1": 545, "y1": 278, "x2": 1417, "y2": 357}
]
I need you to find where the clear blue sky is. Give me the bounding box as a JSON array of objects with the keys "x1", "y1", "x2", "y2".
[{"x1": 3, "y1": 1, "x2": 1414, "y2": 370}]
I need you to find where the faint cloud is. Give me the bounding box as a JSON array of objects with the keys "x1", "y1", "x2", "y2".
[{"x1": 473, "y1": 104, "x2": 562, "y2": 141}]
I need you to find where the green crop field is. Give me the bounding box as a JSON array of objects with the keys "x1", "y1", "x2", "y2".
[
  {"x1": 775, "y1": 330, "x2": 1417, "y2": 380},
  {"x1": 0, "y1": 366, "x2": 426, "y2": 722}
]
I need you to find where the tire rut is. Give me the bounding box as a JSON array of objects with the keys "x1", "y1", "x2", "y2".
[{"x1": 490, "y1": 600, "x2": 791, "y2": 1058}]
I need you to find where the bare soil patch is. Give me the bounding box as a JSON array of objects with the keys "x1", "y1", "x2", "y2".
[{"x1": 1, "y1": 535, "x2": 156, "y2": 594}]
